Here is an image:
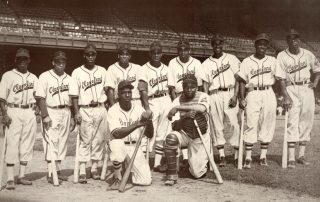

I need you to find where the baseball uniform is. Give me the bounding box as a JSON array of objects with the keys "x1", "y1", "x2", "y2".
[{"x1": 108, "y1": 102, "x2": 152, "y2": 185}]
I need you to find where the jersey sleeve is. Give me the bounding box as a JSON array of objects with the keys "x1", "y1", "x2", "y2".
[
  {"x1": 107, "y1": 107, "x2": 121, "y2": 135},
  {"x1": 33, "y1": 76, "x2": 39, "y2": 97},
  {"x1": 0, "y1": 72, "x2": 8, "y2": 101},
  {"x1": 237, "y1": 60, "x2": 249, "y2": 82},
  {"x1": 35, "y1": 74, "x2": 47, "y2": 98},
  {"x1": 105, "y1": 66, "x2": 116, "y2": 89},
  {"x1": 310, "y1": 53, "x2": 320, "y2": 73},
  {"x1": 137, "y1": 66, "x2": 148, "y2": 83},
  {"x1": 275, "y1": 53, "x2": 287, "y2": 79},
  {"x1": 171, "y1": 97, "x2": 181, "y2": 121},
  {"x1": 69, "y1": 70, "x2": 80, "y2": 96},
  {"x1": 167, "y1": 60, "x2": 176, "y2": 87},
  {"x1": 230, "y1": 55, "x2": 241, "y2": 75},
  {"x1": 195, "y1": 60, "x2": 208, "y2": 85},
  {"x1": 202, "y1": 61, "x2": 211, "y2": 85},
  {"x1": 198, "y1": 93, "x2": 210, "y2": 113}
]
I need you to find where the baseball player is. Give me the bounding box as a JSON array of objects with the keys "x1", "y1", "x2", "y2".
[
  {"x1": 276, "y1": 29, "x2": 320, "y2": 168},
  {"x1": 69, "y1": 44, "x2": 109, "y2": 183},
  {"x1": 35, "y1": 51, "x2": 72, "y2": 184},
  {"x1": 236, "y1": 33, "x2": 278, "y2": 168},
  {"x1": 164, "y1": 74, "x2": 211, "y2": 186},
  {"x1": 107, "y1": 80, "x2": 153, "y2": 189},
  {"x1": 138, "y1": 41, "x2": 172, "y2": 172},
  {"x1": 0, "y1": 48, "x2": 38, "y2": 190},
  {"x1": 202, "y1": 33, "x2": 241, "y2": 167},
  {"x1": 106, "y1": 44, "x2": 142, "y2": 108}
]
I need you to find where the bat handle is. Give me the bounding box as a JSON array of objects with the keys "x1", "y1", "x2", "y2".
[
  {"x1": 238, "y1": 110, "x2": 245, "y2": 170},
  {"x1": 282, "y1": 111, "x2": 288, "y2": 168}
]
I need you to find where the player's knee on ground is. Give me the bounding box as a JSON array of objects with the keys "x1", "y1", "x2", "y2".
[{"x1": 109, "y1": 139, "x2": 126, "y2": 162}]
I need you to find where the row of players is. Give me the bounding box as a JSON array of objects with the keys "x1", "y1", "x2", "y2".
[{"x1": 0, "y1": 29, "x2": 319, "y2": 190}]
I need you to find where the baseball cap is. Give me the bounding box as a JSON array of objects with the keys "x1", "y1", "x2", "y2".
[
  {"x1": 118, "y1": 80, "x2": 134, "y2": 91},
  {"x1": 150, "y1": 41, "x2": 162, "y2": 52},
  {"x1": 177, "y1": 39, "x2": 190, "y2": 49},
  {"x1": 211, "y1": 33, "x2": 224, "y2": 43},
  {"x1": 255, "y1": 33, "x2": 270, "y2": 43},
  {"x1": 182, "y1": 74, "x2": 197, "y2": 85},
  {"x1": 16, "y1": 48, "x2": 30, "y2": 58},
  {"x1": 53, "y1": 51, "x2": 67, "y2": 60},
  {"x1": 84, "y1": 43, "x2": 97, "y2": 54},
  {"x1": 286, "y1": 29, "x2": 300, "y2": 39},
  {"x1": 118, "y1": 44, "x2": 131, "y2": 55}
]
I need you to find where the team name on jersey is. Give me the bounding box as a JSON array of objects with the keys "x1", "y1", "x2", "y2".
[
  {"x1": 119, "y1": 118, "x2": 139, "y2": 127},
  {"x1": 49, "y1": 84, "x2": 69, "y2": 96},
  {"x1": 211, "y1": 63, "x2": 230, "y2": 79},
  {"x1": 116, "y1": 75, "x2": 136, "y2": 85},
  {"x1": 250, "y1": 66, "x2": 272, "y2": 79},
  {"x1": 149, "y1": 75, "x2": 168, "y2": 88},
  {"x1": 286, "y1": 61, "x2": 307, "y2": 74},
  {"x1": 81, "y1": 77, "x2": 102, "y2": 91},
  {"x1": 177, "y1": 71, "x2": 195, "y2": 83},
  {"x1": 13, "y1": 81, "x2": 34, "y2": 94}
]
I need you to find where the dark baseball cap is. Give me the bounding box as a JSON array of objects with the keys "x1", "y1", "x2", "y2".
[
  {"x1": 150, "y1": 41, "x2": 162, "y2": 52},
  {"x1": 118, "y1": 80, "x2": 134, "y2": 91},
  {"x1": 177, "y1": 39, "x2": 190, "y2": 49},
  {"x1": 118, "y1": 44, "x2": 131, "y2": 55},
  {"x1": 211, "y1": 33, "x2": 224, "y2": 43},
  {"x1": 16, "y1": 48, "x2": 30, "y2": 58},
  {"x1": 53, "y1": 51, "x2": 67, "y2": 60},
  {"x1": 255, "y1": 33, "x2": 270, "y2": 43},
  {"x1": 182, "y1": 74, "x2": 197, "y2": 85},
  {"x1": 84, "y1": 43, "x2": 97, "y2": 54},
  {"x1": 286, "y1": 29, "x2": 300, "y2": 39}
]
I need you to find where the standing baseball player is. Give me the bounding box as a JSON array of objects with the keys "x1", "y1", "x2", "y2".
[
  {"x1": 236, "y1": 33, "x2": 278, "y2": 168},
  {"x1": 276, "y1": 29, "x2": 320, "y2": 168},
  {"x1": 202, "y1": 33, "x2": 241, "y2": 167},
  {"x1": 164, "y1": 74, "x2": 211, "y2": 186},
  {"x1": 106, "y1": 44, "x2": 142, "y2": 108},
  {"x1": 69, "y1": 44, "x2": 108, "y2": 183},
  {"x1": 138, "y1": 41, "x2": 172, "y2": 171},
  {"x1": 107, "y1": 80, "x2": 153, "y2": 189},
  {"x1": 35, "y1": 51, "x2": 72, "y2": 184},
  {"x1": 0, "y1": 48, "x2": 38, "y2": 190}
]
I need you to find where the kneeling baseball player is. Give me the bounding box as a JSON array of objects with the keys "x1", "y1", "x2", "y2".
[
  {"x1": 164, "y1": 74, "x2": 211, "y2": 186},
  {"x1": 107, "y1": 80, "x2": 153, "y2": 190}
]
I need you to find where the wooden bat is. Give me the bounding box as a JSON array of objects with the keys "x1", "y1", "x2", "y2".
[
  {"x1": 194, "y1": 120, "x2": 223, "y2": 184},
  {"x1": 118, "y1": 126, "x2": 147, "y2": 192},
  {"x1": 238, "y1": 110, "x2": 245, "y2": 170},
  {"x1": 208, "y1": 109, "x2": 218, "y2": 145},
  {"x1": 0, "y1": 126, "x2": 7, "y2": 191},
  {"x1": 282, "y1": 110, "x2": 288, "y2": 168},
  {"x1": 73, "y1": 125, "x2": 80, "y2": 183},
  {"x1": 100, "y1": 145, "x2": 108, "y2": 180},
  {"x1": 146, "y1": 138, "x2": 150, "y2": 165}
]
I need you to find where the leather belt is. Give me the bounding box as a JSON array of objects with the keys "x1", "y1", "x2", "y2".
[
  {"x1": 47, "y1": 105, "x2": 69, "y2": 109},
  {"x1": 209, "y1": 88, "x2": 233, "y2": 95},
  {"x1": 287, "y1": 80, "x2": 309, "y2": 86},
  {"x1": 252, "y1": 86, "x2": 270, "y2": 91},
  {"x1": 124, "y1": 141, "x2": 136, "y2": 145},
  {"x1": 149, "y1": 93, "x2": 167, "y2": 99},
  {"x1": 7, "y1": 103, "x2": 35, "y2": 109},
  {"x1": 80, "y1": 103, "x2": 104, "y2": 108}
]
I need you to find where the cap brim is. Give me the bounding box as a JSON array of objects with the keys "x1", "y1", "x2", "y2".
[{"x1": 16, "y1": 53, "x2": 30, "y2": 58}]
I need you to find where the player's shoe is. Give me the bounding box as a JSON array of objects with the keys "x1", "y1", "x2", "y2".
[
  {"x1": 243, "y1": 158, "x2": 252, "y2": 169},
  {"x1": 219, "y1": 156, "x2": 226, "y2": 167},
  {"x1": 57, "y1": 171, "x2": 68, "y2": 181},
  {"x1": 259, "y1": 158, "x2": 268, "y2": 166},
  {"x1": 91, "y1": 171, "x2": 100, "y2": 180},
  {"x1": 109, "y1": 178, "x2": 121, "y2": 190},
  {"x1": 17, "y1": 177, "x2": 32, "y2": 185},
  {"x1": 153, "y1": 164, "x2": 167, "y2": 173},
  {"x1": 234, "y1": 159, "x2": 238, "y2": 168},
  {"x1": 164, "y1": 179, "x2": 177, "y2": 186},
  {"x1": 297, "y1": 156, "x2": 310, "y2": 165},
  {"x1": 6, "y1": 180, "x2": 15, "y2": 190},
  {"x1": 78, "y1": 174, "x2": 87, "y2": 184},
  {"x1": 47, "y1": 175, "x2": 62, "y2": 185},
  {"x1": 288, "y1": 161, "x2": 296, "y2": 169}
]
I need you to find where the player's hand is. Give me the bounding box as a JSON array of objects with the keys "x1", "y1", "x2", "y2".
[
  {"x1": 239, "y1": 98, "x2": 247, "y2": 110},
  {"x1": 2, "y1": 114, "x2": 12, "y2": 128},
  {"x1": 140, "y1": 110, "x2": 153, "y2": 124},
  {"x1": 229, "y1": 96, "x2": 237, "y2": 108},
  {"x1": 308, "y1": 82, "x2": 316, "y2": 89},
  {"x1": 42, "y1": 116, "x2": 52, "y2": 131},
  {"x1": 74, "y1": 113, "x2": 82, "y2": 125},
  {"x1": 283, "y1": 96, "x2": 293, "y2": 111},
  {"x1": 183, "y1": 111, "x2": 197, "y2": 119},
  {"x1": 69, "y1": 118, "x2": 76, "y2": 132},
  {"x1": 36, "y1": 115, "x2": 42, "y2": 124},
  {"x1": 167, "y1": 107, "x2": 178, "y2": 121}
]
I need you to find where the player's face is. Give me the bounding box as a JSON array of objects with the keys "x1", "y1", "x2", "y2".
[
  {"x1": 118, "y1": 50, "x2": 131, "y2": 65},
  {"x1": 178, "y1": 46, "x2": 190, "y2": 62},
  {"x1": 118, "y1": 88, "x2": 132, "y2": 103},
  {"x1": 150, "y1": 49, "x2": 162, "y2": 63},
  {"x1": 255, "y1": 40, "x2": 268, "y2": 56},
  {"x1": 84, "y1": 52, "x2": 96, "y2": 66},
  {"x1": 212, "y1": 40, "x2": 223, "y2": 55},
  {"x1": 287, "y1": 36, "x2": 300, "y2": 50},
  {"x1": 53, "y1": 58, "x2": 66, "y2": 74},
  {"x1": 183, "y1": 82, "x2": 197, "y2": 99},
  {"x1": 15, "y1": 56, "x2": 30, "y2": 72}
]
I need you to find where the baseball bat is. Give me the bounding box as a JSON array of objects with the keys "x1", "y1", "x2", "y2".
[
  {"x1": 119, "y1": 126, "x2": 147, "y2": 192},
  {"x1": 238, "y1": 110, "x2": 245, "y2": 170},
  {"x1": 73, "y1": 125, "x2": 80, "y2": 183},
  {"x1": 100, "y1": 147, "x2": 108, "y2": 181},
  {"x1": 194, "y1": 120, "x2": 223, "y2": 184},
  {"x1": 208, "y1": 109, "x2": 217, "y2": 171},
  {"x1": 0, "y1": 126, "x2": 7, "y2": 191},
  {"x1": 146, "y1": 138, "x2": 150, "y2": 165},
  {"x1": 282, "y1": 110, "x2": 288, "y2": 168}
]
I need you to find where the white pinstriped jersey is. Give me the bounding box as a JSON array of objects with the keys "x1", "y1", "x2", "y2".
[
  {"x1": 35, "y1": 70, "x2": 71, "y2": 107},
  {"x1": 276, "y1": 48, "x2": 320, "y2": 81},
  {"x1": 202, "y1": 53, "x2": 240, "y2": 90},
  {"x1": 168, "y1": 56, "x2": 208, "y2": 93},
  {"x1": 69, "y1": 65, "x2": 108, "y2": 105},
  {"x1": 138, "y1": 62, "x2": 169, "y2": 96},
  {"x1": 107, "y1": 102, "x2": 145, "y2": 142},
  {"x1": 238, "y1": 55, "x2": 277, "y2": 87},
  {"x1": 106, "y1": 62, "x2": 141, "y2": 99},
  {"x1": 0, "y1": 69, "x2": 38, "y2": 104}
]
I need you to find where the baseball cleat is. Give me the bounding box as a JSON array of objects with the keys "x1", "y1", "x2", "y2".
[
  {"x1": 234, "y1": 159, "x2": 238, "y2": 168},
  {"x1": 109, "y1": 178, "x2": 121, "y2": 190},
  {"x1": 57, "y1": 171, "x2": 68, "y2": 181},
  {"x1": 243, "y1": 159, "x2": 252, "y2": 169},
  {"x1": 47, "y1": 175, "x2": 62, "y2": 185},
  {"x1": 219, "y1": 156, "x2": 226, "y2": 167},
  {"x1": 288, "y1": 161, "x2": 296, "y2": 169},
  {"x1": 259, "y1": 158, "x2": 268, "y2": 166},
  {"x1": 164, "y1": 179, "x2": 177, "y2": 186},
  {"x1": 91, "y1": 171, "x2": 100, "y2": 180},
  {"x1": 78, "y1": 174, "x2": 87, "y2": 184},
  {"x1": 153, "y1": 164, "x2": 167, "y2": 173},
  {"x1": 17, "y1": 177, "x2": 32, "y2": 185},
  {"x1": 297, "y1": 156, "x2": 310, "y2": 165},
  {"x1": 6, "y1": 180, "x2": 15, "y2": 190}
]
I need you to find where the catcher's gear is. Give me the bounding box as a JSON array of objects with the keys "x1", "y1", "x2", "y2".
[
  {"x1": 182, "y1": 112, "x2": 208, "y2": 139},
  {"x1": 164, "y1": 133, "x2": 179, "y2": 182}
]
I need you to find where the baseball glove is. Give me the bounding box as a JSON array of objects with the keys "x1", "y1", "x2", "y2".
[{"x1": 182, "y1": 113, "x2": 208, "y2": 139}]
